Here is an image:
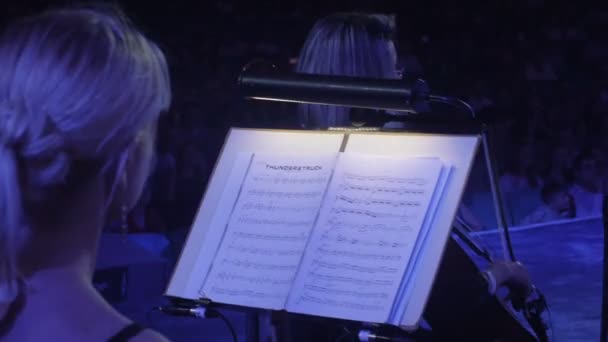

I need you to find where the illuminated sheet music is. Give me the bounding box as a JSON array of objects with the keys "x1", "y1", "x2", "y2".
[
  {"x1": 201, "y1": 153, "x2": 337, "y2": 309},
  {"x1": 286, "y1": 154, "x2": 444, "y2": 323}
]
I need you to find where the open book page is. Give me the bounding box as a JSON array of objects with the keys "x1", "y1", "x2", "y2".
[
  {"x1": 286, "y1": 153, "x2": 444, "y2": 323},
  {"x1": 201, "y1": 153, "x2": 337, "y2": 310},
  {"x1": 388, "y1": 165, "x2": 452, "y2": 325}
]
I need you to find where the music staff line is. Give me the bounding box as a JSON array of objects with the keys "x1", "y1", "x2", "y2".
[
  {"x1": 303, "y1": 284, "x2": 389, "y2": 300},
  {"x1": 343, "y1": 173, "x2": 427, "y2": 186},
  {"x1": 329, "y1": 207, "x2": 412, "y2": 220},
  {"x1": 307, "y1": 271, "x2": 394, "y2": 286},
  {"x1": 297, "y1": 294, "x2": 385, "y2": 311},
  {"x1": 311, "y1": 259, "x2": 398, "y2": 274},
  {"x1": 227, "y1": 245, "x2": 304, "y2": 257},
  {"x1": 320, "y1": 232, "x2": 407, "y2": 248},
  {"x1": 247, "y1": 189, "x2": 322, "y2": 200},
  {"x1": 217, "y1": 272, "x2": 294, "y2": 286},
  {"x1": 211, "y1": 287, "x2": 286, "y2": 300},
  {"x1": 336, "y1": 195, "x2": 421, "y2": 208},
  {"x1": 326, "y1": 219, "x2": 412, "y2": 233},
  {"x1": 339, "y1": 184, "x2": 425, "y2": 196},
  {"x1": 221, "y1": 258, "x2": 298, "y2": 271},
  {"x1": 236, "y1": 217, "x2": 313, "y2": 227},
  {"x1": 252, "y1": 174, "x2": 329, "y2": 185},
  {"x1": 316, "y1": 246, "x2": 403, "y2": 261},
  {"x1": 241, "y1": 202, "x2": 319, "y2": 214},
  {"x1": 232, "y1": 231, "x2": 308, "y2": 242}
]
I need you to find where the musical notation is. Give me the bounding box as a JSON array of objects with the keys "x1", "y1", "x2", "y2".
[
  {"x1": 222, "y1": 258, "x2": 298, "y2": 271},
  {"x1": 202, "y1": 153, "x2": 337, "y2": 310},
  {"x1": 297, "y1": 294, "x2": 385, "y2": 312},
  {"x1": 303, "y1": 285, "x2": 389, "y2": 300},
  {"x1": 329, "y1": 207, "x2": 410, "y2": 219},
  {"x1": 217, "y1": 272, "x2": 294, "y2": 285},
  {"x1": 339, "y1": 184, "x2": 425, "y2": 196},
  {"x1": 343, "y1": 173, "x2": 427, "y2": 186},
  {"x1": 252, "y1": 174, "x2": 328, "y2": 185},
  {"x1": 336, "y1": 195, "x2": 421, "y2": 207},
  {"x1": 211, "y1": 287, "x2": 286, "y2": 300},
  {"x1": 285, "y1": 154, "x2": 444, "y2": 322},
  {"x1": 315, "y1": 247, "x2": 402, "y2": 261},
  {"x1": 307, "y1": 271, "x2": 394, "y2": 286},
  {"x1": 247, "y1": 189, "x2": 322, "y2": 200},
  {"x1": 233, "y1": 231, "x2": 309, "y2": 242},
  {"x1": 237, "y1": 217, "x2": 313, "y2": 227},
  {"x1": 311, "y1": 259, "x2": 398, "y2": 274},
  {"x1": 320, "y1": 232, "x2": 407, "y2": 248},
  {"x1": 326, "y1": 219, "x2": 412, "y2": 233},
  {"x1": 228, "y1": 245, "x2": 304, "y2": 257},
  {"x1": 241, "y1": 202, "x2": 318, "y2": 213},
  {"x1": 200, "y1": 152, "x2": 445, "y2": 321}
]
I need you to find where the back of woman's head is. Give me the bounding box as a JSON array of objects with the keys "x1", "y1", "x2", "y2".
[
  {"x1": 296, "y1": 13, "x2": 397, "y2": 128},
  {"x1": 0, "y1": 5, "x2": 171, "y2": 301}
]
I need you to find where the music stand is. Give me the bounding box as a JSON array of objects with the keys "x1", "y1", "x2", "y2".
[
  {"x1": 238, "y1": 70, "x2": 516, "y2": 262},
  {"x1": 162, "y1": 70, "x2": 543, "y2": 342},
  {"x1": 227, "y1": 70, "x2": 532, "y2": 342}
]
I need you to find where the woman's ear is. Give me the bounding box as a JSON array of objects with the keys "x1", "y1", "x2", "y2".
[
  {"x1": 105, "y1": 123, "x2": 156, "y2": 221},
  {"x1": 121, "y1": 128, "x2": 156, "y2": 211},
  {"x1": 104, "y1": 150, "x2": 129, "y2": 223}
]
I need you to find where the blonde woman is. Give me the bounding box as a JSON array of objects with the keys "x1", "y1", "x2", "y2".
[
  {"x1": 286, "y1": 13, "x2": 534, "y2": 341},
  {"x1": 295, "y1": 13, "x2": 399, "y2": 129},
  {"x1": 0, "y1": 6, "x2": 171, "y2": 341}
]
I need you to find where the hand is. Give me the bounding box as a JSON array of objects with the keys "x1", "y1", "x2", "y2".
[{"x1": 487, "y1": 261, "x2": 533, "y2": 298}]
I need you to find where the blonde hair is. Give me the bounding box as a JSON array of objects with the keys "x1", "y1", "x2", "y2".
[
  {"x1": 0, "y1": 6, "x2": 171, "y2": 300},
  {"x1": 296, "y1": 13, "x2": 397, "y2": 128}
]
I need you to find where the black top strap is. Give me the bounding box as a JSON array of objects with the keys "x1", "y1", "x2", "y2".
[
  {"x1": 0, "y1": 279, "x2": 26, "y2": 338},
  {"x1": 108, "y1": 322, "x2": 145, "y2": 342}
]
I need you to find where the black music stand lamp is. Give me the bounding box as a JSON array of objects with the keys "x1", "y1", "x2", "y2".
[{"x1": 236, "y1": 70, "x2": 531, "y2": 341}]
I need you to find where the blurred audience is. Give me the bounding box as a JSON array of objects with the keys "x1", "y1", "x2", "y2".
[
  {"x1": 521, "y1": 183, "x2": 576, "y2": 224},
  {"x1": 569, "y1": 151, "x2": 603, "y2": 217}
]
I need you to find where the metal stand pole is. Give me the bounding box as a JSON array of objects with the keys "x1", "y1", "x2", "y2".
[{"x1": 480, "y1": 124, "x2": 516, "y2": 261}]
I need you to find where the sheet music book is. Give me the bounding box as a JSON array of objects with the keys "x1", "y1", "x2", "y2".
[{"x1": 167, "y1": 129, "x2": 479, "y2": 328}]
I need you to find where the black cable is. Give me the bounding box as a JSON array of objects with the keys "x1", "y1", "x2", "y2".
[
  {"x1": 209, "y1": 309, "x2": 238, "y2": 342},
  {"x1": 155, "y1": 305, "x2": 238, "y2": 342},
  {"x1": 428, "y1": 95, "x2": 477, "y2": 119}
]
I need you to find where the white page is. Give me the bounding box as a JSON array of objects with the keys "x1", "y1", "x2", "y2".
[
  {"x1": 175, "y1": 152, "x2": 252, "y2": 299},
  {"x1": 201, "y1": 153, "x2": 337, "y2": 310},
  {"x1": 389, "y1": 165, "x2": 452, "y2": 324},
  {"x1": 286, "y1": 153, "x2": 444, "y2": 323}
]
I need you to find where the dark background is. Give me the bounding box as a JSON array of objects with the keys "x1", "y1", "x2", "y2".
[{"x1": 3, "y1": 0, "x2": 608, "y2": 231}]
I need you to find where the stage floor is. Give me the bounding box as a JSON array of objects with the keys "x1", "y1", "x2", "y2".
[{"x1": 473, "y1": 217, "x2": 603, "y2": 342}]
